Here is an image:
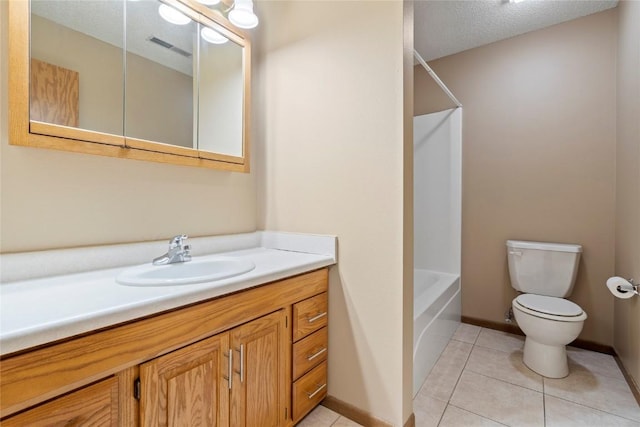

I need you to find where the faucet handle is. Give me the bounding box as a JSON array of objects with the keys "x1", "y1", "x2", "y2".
[
  {"x1": 182, "y1": 245, "x2": 192, "y2": 262},
  {"x1": 169, "y1": 234, "x2": 188, "y2": 247}
]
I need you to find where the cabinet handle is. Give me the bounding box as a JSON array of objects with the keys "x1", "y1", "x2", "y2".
[
  {"x1": 306, "y1": 347, "x2": 327, "y2": 361},
  {"x1": 306, "y1": 383, "x2": 327, "y2": 399},
  {"x1": 307, "y1": 312, "x2": 327, "y2": 323},
  {"x1": 223, "y1": 349, "x2": 233, "y2": 389},
  {"x1": 235, "y1": 345, "x2": 244, "y2": 383}
]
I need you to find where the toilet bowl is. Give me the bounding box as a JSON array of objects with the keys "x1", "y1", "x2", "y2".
[
  {"x1": 506, "y1": 240, "x2": 586, "y2": 378},
  {"x1": 512, "y1": 294, "x2": 586, "y2": 378}
]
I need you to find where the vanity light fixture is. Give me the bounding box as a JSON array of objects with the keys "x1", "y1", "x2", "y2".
[
  {"x1": 508, "y1": 0, "x2": 527, "y2": 3},
  {"x1": 158, "y1": 4, "x2": 192, "y2": 25},
  {"x1": 201, "y1": 27, "x2": 228, "y2": 44},
  {"x1": 228, "y1": 0, "x2": 259, "y2": 29}
]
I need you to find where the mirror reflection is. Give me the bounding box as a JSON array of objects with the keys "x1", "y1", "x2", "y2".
[
  {"x1": 125, "y1": 0, "x2": 195, "y2": 148},
  {"x1": 29, "y1": 0, "x2": 246, "y2": 157},
  {"x1": 198, "y1": 26, "x2": 244, "y2": 157},
  {"x1": 30, "y1": 0, "x2": 125, "y2": 135}
]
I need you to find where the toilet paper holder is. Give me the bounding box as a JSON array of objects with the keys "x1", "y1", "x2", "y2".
[{"x1": 617, "y1": 278, "x2": 638, "y2": 296}]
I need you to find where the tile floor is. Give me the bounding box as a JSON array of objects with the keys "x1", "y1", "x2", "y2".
[
  {"x1": 415, "y1": 324, "x2": 640, "y2": 427},
  {"x1": 297, "y1": 405, "x2": 363, "y2": 427},
  {"x1": 298, "y1": 323, "x2": 640, "y2": 427}
]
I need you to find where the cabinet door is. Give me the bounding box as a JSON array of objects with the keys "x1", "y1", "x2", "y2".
[
  {"x1": 2, "y1": 377, "x2": 118, "y2": 427},
  {"x1": 140, "y1": 333, "x2": 230, "y2": 427},
  {"x1": 230, "y1": 309, "x2": 289, "y2": 427}
]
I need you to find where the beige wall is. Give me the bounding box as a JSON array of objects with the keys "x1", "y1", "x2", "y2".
[
  {"x1": 0, "y1": 2, "x2": 256, "y2": 253},
  {"x1": 614, "y1": 0, "x2": 640, "y2": 387},
  {"x1": 415, "y1": 10, "x2": 618, "y2": 346},
  {"x1": 255, "y1": 1, "x2": 413, "y2": 425}
]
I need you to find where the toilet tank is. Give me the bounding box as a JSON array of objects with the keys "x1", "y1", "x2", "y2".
[{"x1": 506, "y1": 240, "x2": 582, "y2": 297}]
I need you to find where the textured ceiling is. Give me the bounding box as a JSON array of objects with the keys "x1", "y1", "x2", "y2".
[{"x1": 415, "y1": 0, "x2": 619, "y2": 62}]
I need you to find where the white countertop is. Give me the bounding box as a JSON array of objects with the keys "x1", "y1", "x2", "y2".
[{"x1": 0, "y1": 232, "x2": 336, "y2": 356}]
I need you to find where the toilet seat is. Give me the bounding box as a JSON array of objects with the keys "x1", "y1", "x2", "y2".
[{"x1": 514, "y1": 294, "x2": 587, "y2": 322}]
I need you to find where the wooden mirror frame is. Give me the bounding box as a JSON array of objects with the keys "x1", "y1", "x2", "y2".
[{"x1": 8, "y1": 0, "x2": 251, "y2": 172}]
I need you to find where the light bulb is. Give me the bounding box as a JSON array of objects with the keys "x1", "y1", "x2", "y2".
[
  {"x1": 201, "y1": 27, "x2": 228, "y2": 44},
  {"x1": 158, "y1": 4, "x2": 191, "y2": 25},
  {"x1": 229, "y1": 0, "x2": 258, "y2": 29}
]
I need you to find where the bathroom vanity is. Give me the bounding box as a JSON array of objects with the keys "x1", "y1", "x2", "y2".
[{"x1": 0, "y1": 232, "x2": 335, "y2": 426}]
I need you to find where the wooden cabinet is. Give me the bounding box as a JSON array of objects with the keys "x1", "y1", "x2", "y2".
[
  {"x1": 0, "y1": 269, "x2": 328, "y2": 426},
  {"x1": 292, "y1": 362, "x2": 328, "y2": 423},
  {"x1": 140, "y1": 333, "x2": 230, "y2": 426},
  {"x1": 293, "y1": 293, "x2": 328, "y2": 341},
  {"x1": 2, "y1": 377, "x2": 119, "y2": 427},
  {"x1": 140, "y1": 310, "x2": 289, "y2": 427},
  {"x1": 291, "y1": 293, "x2": 329, "y2": 423},
  {"x1": 293, "y1": 327, "x2": 328, "y2": 380},
  {"x1": 230, "y1": 310, "x2": 289, "y2": 426}
]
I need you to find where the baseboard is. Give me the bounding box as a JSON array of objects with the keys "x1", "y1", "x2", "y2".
[
  {"x1": 613, "y1": 354, "x2": 640, "y2": 407},
  {"x1": 571, "y1": 338, "x2": 615, "y2": 355},
  {"x1": 322, "y1": 396, "x2": 393, "y2": 427},
  {"x1": 460, "y1": 316, "x2": 615, "y2": 354},
  {"x1": 403, "y1": 413, "x2": 415, "y2": 427},
  {"x1": 461, "y1": 316, "x2": 523, "y2": 336}
]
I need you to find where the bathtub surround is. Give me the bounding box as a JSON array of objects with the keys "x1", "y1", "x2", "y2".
[
  {"x1": 413, "y1": 271, "x2": 460, "y2": 396},
  {"x1": 614, "y1": 0, "x2": 640, "y2": 398},
  {"x1": 255, "y1": 1, "x2": 414, "y2": 425},
  {"x1": 413, "y1": 109, "x2": 461, "y2": 274},
  {"x1": 413, "y1": 108, "x2": 462, "y2": 396},
  {"x1": 415, "y1": 9, "x2": 618, "y2": 347}
]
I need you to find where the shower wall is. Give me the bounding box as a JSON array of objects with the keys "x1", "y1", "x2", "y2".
[{"x1": 414, "y1": 108, "x2": 462, "y2": 274}]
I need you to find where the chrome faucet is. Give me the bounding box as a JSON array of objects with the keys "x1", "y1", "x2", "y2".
[{"x1": 153, "y1": 234, "x2": 192, "y2": 265}]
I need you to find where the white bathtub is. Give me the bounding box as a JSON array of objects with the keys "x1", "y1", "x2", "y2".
[{"x1": 413, "y1": 269, "x2": 461, "y2": 397}]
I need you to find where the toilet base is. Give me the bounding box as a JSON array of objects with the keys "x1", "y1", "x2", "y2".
[{"x1": 522, "y1": 337, "x2": 569, "y2": 378}]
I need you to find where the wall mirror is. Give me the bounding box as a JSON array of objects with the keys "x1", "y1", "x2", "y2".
[{"x1": 9, "y1": 0, "x2": 251, "y2": 172}]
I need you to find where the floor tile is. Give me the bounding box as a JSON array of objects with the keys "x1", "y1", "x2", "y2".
[
  {"x1": 567, "y1": 346, "x2": 626, "y2": 380},
  {"x1": 452, "y1": 323, "x2": 482, "y2": 344},
  {"x1": 450, "y1": 370, "x2": 544, "y2": 426},
  {"x1": 297, "y1": 405, "x2": 341, "y2": 427},
  {"x1": 418, "y1": 339, "x2": 473, "y2": 402},
  {"x1": 545, "y1": 395, "x2": 640, "y2": 427},
  {"x1": 439, "y1": 405, "x2": 506, "y2": 427},
  {"x1": 410, "y1": 324, "x2": 638, "y2": 427},
  {"x1": 465, "y1": 345, "x2": 543, "y2": 392},
  {"x1": 544, "y1": 370, "x2": 640, "y2": 422},
  {"x1": 331, "y1": 416, "x2": 362, "y2": 426},
  {"x1": 475, "y1": 328, "x2": 525, "y2": 354},
  {"x1": 413, "y1": 394, "x2": 447, "y2": 427}
]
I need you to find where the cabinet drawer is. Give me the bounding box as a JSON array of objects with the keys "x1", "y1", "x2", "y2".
[
  {"x1": 293, "y1": 327, "x2": 328, "y2": 380},
  {"x1": 2, "y1": 377, "x2": 118, "y2": 427},
  {"x1": 292, "y1": 361, "x2": 327, "y2": 423},
  {"x1": 293, "y1": 292, "x2": 327, "y2": 341}
]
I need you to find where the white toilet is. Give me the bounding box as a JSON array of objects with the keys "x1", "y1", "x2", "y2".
[{"x1": 507, "y1": 240, "x2": 587, "y2": 378}]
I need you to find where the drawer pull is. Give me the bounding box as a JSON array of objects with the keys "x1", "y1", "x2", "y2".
[
  {"x1": 307, "y1": 312, "x2": 327, "y2": 323},
  {"x1": 306, "y1": 383, "x2": 327, "y2": 399},
  {"x1": 306, "y1": 347, "x2": 327, "y2": 361}
]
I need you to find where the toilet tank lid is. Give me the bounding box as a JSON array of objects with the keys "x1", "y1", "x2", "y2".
[{"x1": 506, "y1": 240, "x2": 582, "y2": 253}]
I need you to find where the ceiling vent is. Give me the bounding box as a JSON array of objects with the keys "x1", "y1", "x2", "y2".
[{"x1": 147, "y1": 36, "x2": 192, "y2": 58}]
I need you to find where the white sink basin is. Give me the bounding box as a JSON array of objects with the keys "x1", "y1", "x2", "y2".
[{"x1": 116, "y1": 256, "x2": 256, "y2": 286}]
